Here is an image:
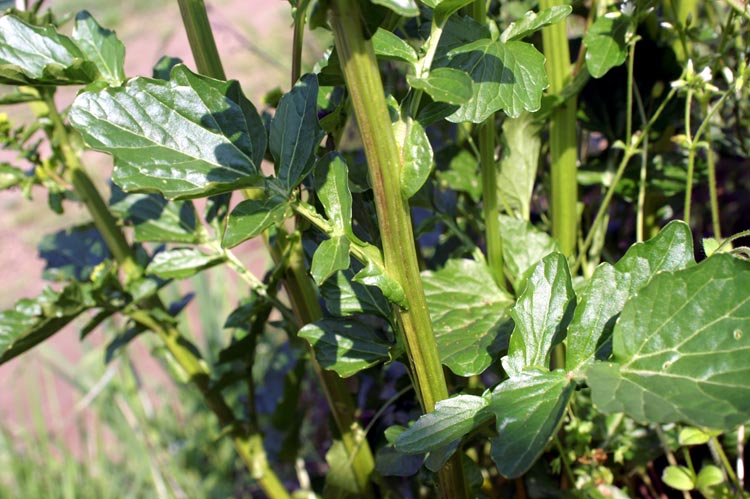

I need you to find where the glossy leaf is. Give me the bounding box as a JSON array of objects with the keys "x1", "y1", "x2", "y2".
[
  {"x1": 422, "y1": 259, "x2": 514, "y2": 376},
  {"x1": 497, "y1": 113, "x2": 541, "y2": 219},
  {"x1": 70, "y1": 65, "x2": 266, "y2": 200},
  {"x1": 567, "y1": 221, "x2": 694, "y2": 374},
  {"x1": 396, "y1": 395, "x2": 491, "y2": 453},
  {"x1": 314, "y1": 152, "x2": 354, "y2": 237},
  {"x1": 499, "y1": 216, "x2": 560, "y2": 293},
  {"x1": 0, "y1": 15, "x2": 99, "y2": 85},
  {"x1": 488, "y1": 369, "x2": 573, "y2": 478},
  {"x1": 584, "y1": 14, "x2": 631, "y2": 78},
  {"x1": 0, "y1": 285, "x2": 93, "y2": 365},
  {"x1": 394, "y1": 117, "x2": 433, "y2": 199},
  {"x1": 434, "y1": 0, "x2": 475, "y2": 25},
  {"x1": 72, "y1": 11, "x2": 125, "y2": 85},
  {"x1": 407, "y1": 67, "x2": 473, "y2": 105},
  {"x1": 502, "y1": 253, "x2": 575, "y2": 377},
  {"x1": 299, "y1": 318, "x2": 391, "y2": 377},
  {"x1": 38, "y1": 224, "x2": 110, "y2": 282},
  {"x1": 372, "y1": 28, "x2": 418, "y2": 63},
  {"x1": 370, "y1": 0, "x2": 419, "y2": 16},
  {"x1": 311, "y1": 236, "x2": 351, "y2": 285},
  {"x1": 222, "y1": 195, "x2": 288, "y2": 248},
  {"x1": 146, "y1": 248, "x2": 225, "y2": 279},
  {"x1": 110, "y1": 188, "x2": 200, "y2": 244},
  {"x1": 500, "y1": 5, "x2": 572, "y2": 42},
  {"x1": 320, "y1": 269, "x2": 392, "y2": 319},
  {"x1": 270, "y1": 73, "x2": 323, "y2": 192},
  {"x1": 587, "y1": 254, "x2": 750, "y2": 429},
  {"x1": 445, "y1": 39, "x2": 548, "y2": 122}
]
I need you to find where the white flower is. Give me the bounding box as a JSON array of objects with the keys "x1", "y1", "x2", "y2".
[{"x1": 620, "y1": 1, "x2": 636, "y2": 17}]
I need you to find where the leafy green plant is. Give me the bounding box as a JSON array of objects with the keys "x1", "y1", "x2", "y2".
[{"x1": 1, "y1": 0, "x2": 749, "y2": 497}]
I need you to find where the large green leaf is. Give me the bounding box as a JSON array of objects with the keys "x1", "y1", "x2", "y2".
[
  {"x1": 502, "y1": 253, "x2": 575, "y2": 377},
  {"x1": 407, "y1": 67, "x2": 473, "y2": 105},
  {"x1": 110, "y1": 187, "x2": 200, "y2": 244},
  {"x1": 38, "y1": 224, "x2": 110, "y2": 282},
  {"x1": 310, "y1": 236, "x2": 351, "y2": 285},
  {"x1": 0, "y1": 15, "x2": 99, "y2": 85},
  {"x1": 499, "y1": 216, "x2": 559, "y2": 293},
  {"x1": 222, "y1": 194, "x2": 288, "y2": 248},
  {"x1": 299, "y1": 317, "x2": 391, "y2": 377},
  {"x1": 488, "y1": 369, "x2": 573, "y2": 478},
  {"x1": 146, "y1": 248, "x2": 225, "y2": 279},
  {"x1": 444, "y1": 39, "x2": 548, "y2": 122},
  {"x1": 0, "y1": 285, "x2": 94, "y2": 365},
  {"x1": 497, "y1": 113, "x2": 541, "y2": 219},
  {"x1": 422, "y1": 259, "x2": 514, "y2": 376},
  {"x1": 500, "y1": 5, "x2": 572, "y2": 42},
  {"x1": 320, "y1": 269, "x2": 392, "y2": 319},
  {"x1": 587, "y1": 254, "x2": 750, "y2": 429},
  {"x1": 395, "y1": 394, "x2": 491, "y2": 453},
  {"x1": 566, "y1": 221, "x2": 694, "y2": 375},
  {"x1": 270, "y1": 73, "x2": 323, "y2": 192},
  {"x1": 72, "y1": 11, "x2": 125, "y2": 86},
  {"x1": 69, "y1": 65, "x2": 266, "y2": 200},
  {"x1": 584, "y1": 14, "x2": 631, "y2": 78}
]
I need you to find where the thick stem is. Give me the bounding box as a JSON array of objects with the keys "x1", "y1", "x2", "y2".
[
  {"x1": 176, "y1": 0, "x2": 227, "y2": 79},
  {"x1": 329, "y1": 2, "x2": 467, "y2": 497},
  {"x1": 541, "y1": 0, "x2": 578, "y2": 259}
]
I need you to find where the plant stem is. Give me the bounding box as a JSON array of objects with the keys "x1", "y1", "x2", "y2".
[
  {"x1": 541, "y1": 0, "x2": 578, "y2": 259},
  {"x1": 329, "y1": 1, "x2": 467, "y2": 496},
  {"x1": 176, "y1": 0, "x2": 226, "y2": 79},
  {"x1": 683, "y1": 89, "x2": 695, "y2": 225}
]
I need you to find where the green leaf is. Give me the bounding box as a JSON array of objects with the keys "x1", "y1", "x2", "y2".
[
  {"x1": 353, "y1": 258, "x2": 407, "y2": 308},
  {"x1": 222, "y1": 194, "x2": 288, "y2": 248},
  {"x1": 372, "y1": 28, "x2": 418, "y2": 63},
  {"x1": 488, "y1": 369, "x2": 573, "y2": 478},
  {"x1": 0, "y1": 285, "x2": 93, "y2": 365},
  {"x1": 407, "y1": 67, "x2": 473, "y2": 105},
  {"x1": 370, "y1": 0, "x2": 419, "y2": 17},
  {"x1": 502, "y1": 253, "x2": 575, "y2": 377},
  {"x1": 314, "y1": 152, "x2": 354, "y2": 237},
  {"x1": 299, "y1": 317, "x2": 391, "y2": 377},
  {"x1": 422, "y1": 259, "x2": 514, "y2": 376},
  {"x1": 0, "y1": 164, "x2": 28, "y2": 190},
  {"x1": 500, "y1": 5, "x2": 573, "y2": 42},
  {"x1": 0, "y1": 15, "x2": 99, "y2": 86},
  {"x1": 587, "y1": 254, "x2": 750, "y2": 429},
  {"x1": 311, "y1": 236, "x2": 351, "y2": 285},
  {"x1": 72, "y1": 11, "x2": 125, "y2": 86},
  {"x1": 323, "y1": 440, "x2": 362, "y2": 499},
  {"x1": 146, "y1": 248, "x2": 225, "y2": 279},
  {"x1": 375, "y1": 445, "x2": 424, "y2": 477},
  {"x1": 499, "y1": 216, "x2": 560, "y2": 293},
  {"x1": 584, "y1": 14, "x2": 631, "y2": 78},
  {"x1": 497, "y1": 113, "x2": 542, "y2": 219},
  {"x1": 109, "y1": 187, "x2": 200, "y2": 244},
  {"x1": 434, "y1": 0, "x2": 476, "y2": 25},
  {"x1": 436, "y1": 148, "x2": 481, "y2": 201},
  {"x1": 394, "y1": 116, "x2": 433, "y2": 199},
  {"x1": 320, "y1": 269, "x2": 392, "y2": 319},
  {"x1": 662, "y1": 466, "x2": 695, "y2": 491},
  {"x1": 270, "y1": 73, "x2": 323, "y2": 192},
  {"x1": 445, "y1": 39, "x2": 548, "y2": 122},
  {"x1": 38, "y1": 224, "x2": 110, "y2": 282},
  {"x1": 678, "y1": 427, "x2": 714, "y2": 446},
  {"x1": 395, "y1": 395, "x2": 491, "y2": 453},
  {"x1": 695, "y1": 465, "x2": 724, "y2": 490},
  {"x1": 69, "y1": 64, "x2": 266, "y2": 200},
  {"x1": 567, "y1": 221, "x2": 695, "y2": 374}
]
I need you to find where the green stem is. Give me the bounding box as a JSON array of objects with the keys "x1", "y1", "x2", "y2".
[
  {"x1": 709, "y1": 436, "x2": 741, "y2": 490},
  {"x1": 683, "y1": 89, "x2": 695, "y2": 225},
  {"x1": 329, "y1": 1, "x2": 467, "y2": 497},
  {"x1": 541, "y1": 0, "x2": 578, "y2": 259},
  {"x1": 176, "y1": 0, "x2": 227, "y2": 79},
  {"x1": 291, "y1": 0, "x2": 306, "y2": 85}
]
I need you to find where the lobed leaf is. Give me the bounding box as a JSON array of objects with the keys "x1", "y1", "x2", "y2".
[
  {"x1": 72, "y1": 11, "x2": 125, "y2": 85},
  {"x1": 502, "y1": 253, "x2": 575, "y2": 377},
  {"x1": 70, "y1": 65, "x2": 266, "y2": 200},
  {"x1": 587, "y1": 254, "x2": 750, "y2": 429},
  {"x1": 488, "y1": 369, "x2": 573, "y2": 478},
  {"x1": 299, "y1": 318, "x2": 391, "y2": 378},
  {"x1": 566, "y1": 221, "x2": 694, "y2": 374},
  {"x1": 422, "y1": 259, "x2": 514, "y2": 376}
]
